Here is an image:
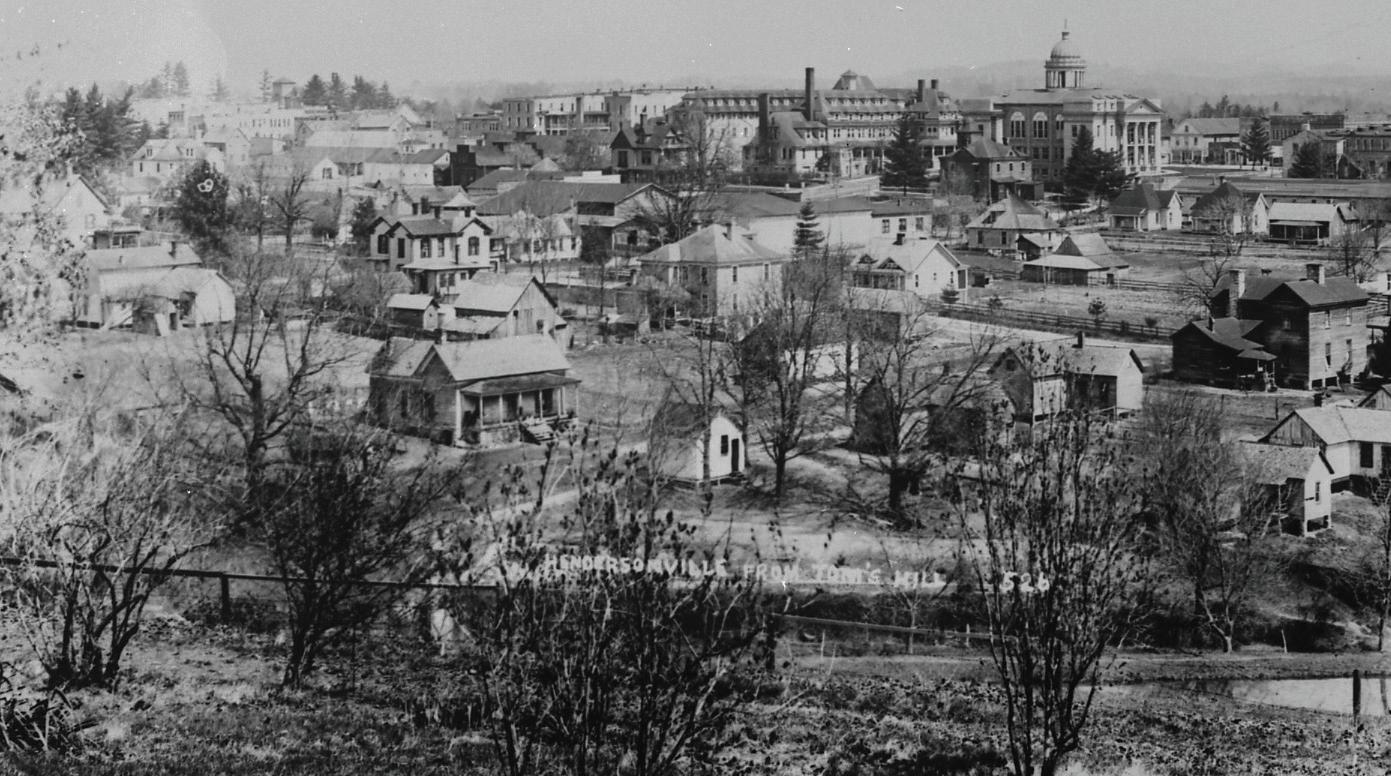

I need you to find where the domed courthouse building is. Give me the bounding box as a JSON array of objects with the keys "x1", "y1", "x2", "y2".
[{"x1": 993, "y1": 30, "x2": 1165, "y2": 188}]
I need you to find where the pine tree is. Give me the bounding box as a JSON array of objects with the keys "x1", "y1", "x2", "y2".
[
  {"x1": 375, "y1": 82, "x2": 395, "y2": 109},
  {"x1": 172, "y1": 160, "x2": 231, "y2": 253},
  {"x1": 327, "y1": 73, "x2": 347, "y2": 112},
  {"x1": 1092, "y1": 149, "x2": 1132, "y2": 202},
  {"x1": 881, "y1": 114, "x2": 928, "y2": 193},
  {"x1": 792, "y1": 200, "x2": 824, "y2": 260},
  {"x1": 1241, "y1": 119, "x2": 1271, "y2": 167},
  {"x1": 172, "y1": 61, "x2": 190, "y2": 97},
  {"x1": 301, "y1": 74, "x2": 327, "y2": 106},
  {"x1": 211, "y1": 76, "x2": 229, "y2": 103},
  {"x1": 348, "y1": 197, "x2": 378, "y2": 256},
  {"x1": 350, "y1": 76, "x2": 376, "y2": 111},
  {"x1": 260, "y1": 70, "x2": 273, "y2": 103},
  {"x1": 1063, "y1": 126, "x2": 1099, "y2": 207},
  {"x1": 1289, "y1": 142, "x2": 1329, "y2": 178}
]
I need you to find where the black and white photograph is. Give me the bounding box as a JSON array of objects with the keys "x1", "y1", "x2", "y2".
[{"x1": 4, "y1": 1, "x2": 1391, "y2": 773}]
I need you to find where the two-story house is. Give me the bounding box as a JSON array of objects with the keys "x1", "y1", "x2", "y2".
[
  {"x1": 1190, "y1": 180, "x2": 1269, "y2": 236},
  {"x1": 848, "y1": 234, "x2": 967, "y2": 299},
  {"x1": 636, "y1": 224, "x2": 787, "y2": 319},
  {"x1": 940, "y1": 137, "x2": 1038, "y2": 201},
  {"x1": 1173, "y1": 265, "x2": 1370, "y2": 389},
  {"x1": 369, "y1": 205, "x2": 496, "y2": 280},
  {"x1": 1170, "y1": 118, "x2": 1244, "y2": 164},
  {"x1": 610, "y1": 118, "x2": 691, "y2": 182},
  {"x1": 964, "y1": 192, "x2": 1062, "y2": 254}
]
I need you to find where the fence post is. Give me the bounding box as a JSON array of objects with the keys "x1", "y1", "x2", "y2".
[
  {"x1": 1354, "y1": 669, "x2": 1363, "y2": 722},
  {"x1": 220, "y1": 574, "x2": 232, "y2": 622}
]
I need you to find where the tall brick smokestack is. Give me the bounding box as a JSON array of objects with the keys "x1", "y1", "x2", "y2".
[
  {"x1": 930, "y1": 78, "x2": 939, "y2": 91},
  {"x1": 917, "y1": 79, "x2": 927, "y2": 104},
  {"x1": 757, "y1": 93, "x2": 771, "y2": 141},
  {"x1": 804, "y1": 67, "x2": 816, "y2": 122}
]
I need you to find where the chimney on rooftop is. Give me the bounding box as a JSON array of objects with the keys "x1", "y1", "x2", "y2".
[
  {"x1": 1075, "y1": 331, "x2": 1084, "y2": 349},
  {"x1": 804, "y1": 67, "x2": 816, "y2": 123},
  {"x1": 757, "y1": 93, "x2": 771, "y2": 141},
  {"x1": 917, "y1": 79, "x2": 927, "y2": 104},
  {"x1": 930, "y1": 78, "x2": 939, "y2": 91},
  {"x1": 1227, "y1": 268, "x2": 1245, "y2": 318},
  {"x1": 1307, "y1": 263, "x2": 1326, "y2": 285},
  {"x1": 169, "y1": 239, "x2": 180, "y2": 258},
  {"x1": 1206, "y1": 315, "x2": 1215, "y2": 331},
  {"x1": 894, "y1": 232, "x2": 905, "y2": 246}
]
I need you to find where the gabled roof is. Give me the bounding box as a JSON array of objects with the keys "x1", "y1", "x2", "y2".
[
  {"x1": 1024, "y1": 254, "x2": 1103, "y2": 272},
  {"x1": 1239, "y1": 441, "x2": 1334, "y2": 484},
  {"x1": 369, "y1": 334, "x2": 571, "y2": 384},
  {"x1": 1358, "y1": 384, "x2": 1391, "y2": 408},
  {"x1": 477, "y1": 180, "x2": 659, "y2": 216},
  {"x1": 85, "y1": 242, "x2": 202, "y2": 273},
  {"x1": 955, "y1": 137, "x2": 1022, "y2": 160},
  {"x1": 1213, "y1": 273, "x2": 1368, "y2": 308},
  {"x1": 1267, "y1": 202, "x2": 1356, "y2": 224},
  {"x1": 1109, "y1": 183, "x2": 1163, "y2": 216},
  {"x1": 1264, "y1": 406, "x2": 1391, "y2": 446},
  {"x1": 1174, "y1": 118, "x2": 1243, "y2": 137},
  {"x1": 447, "y1": 273, "x2": 552, "y2": 314},
  {"x1": 968, "y1": 192, "x2": 1060, "y2": 232},
  {"x1": 1191, "y1": 181, "x2": 1262, "y2": 216},
  {"x1": 1172, "y1": 317, "x2": 1272, "y2": 358},
  {"x1": 637, "y1": 224, "x2": 785, "y2": 266},
  {"x1": 386, "y1": 293, "x2": 436, "y2": 311},
  {"x1": 997, "y1": 338, "x2": 1143, "y2": 378},
  {"x1": 389, "y1": 216, "x2": 459, "y2": 237},
  {"x1": 1057, "y1": 233, "x2": 1112, "y2": 261},
  {"x1": 857, "y1": 237, "x2": 962, "y2": 275}
]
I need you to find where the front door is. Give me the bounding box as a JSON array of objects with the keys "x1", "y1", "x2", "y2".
[
  {"x1": 1382, "y1": 446, "x2": 1391, "y2": 477},
  {"x1": 729, "y1": 439, "x2": 741, "y2": 473}
]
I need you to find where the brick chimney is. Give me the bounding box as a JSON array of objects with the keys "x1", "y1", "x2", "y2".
[
  {"x1": 894, "y1": 232, "x2": 905, "y2": 246},
  {"x1": 917, "y1": 79, "x2": 927, "y2": 104},
  {"x1": 804, "y1": 67, "x2": 816, "y2": 123},
  {"x1": 1306, "y1": 262, "x2": 1326, "y2": 285},
  {"x1": 1227, "y1": 268, "x2": 1245, "y2": 318},
  {"x1": 757, "y1": 93, "x2": 771, "y2": 142},
  {"x1": 930, "y1": 78, "x2": 939, "y2": 91},
  {"x1": 169, "y1": 239, "x2": 180, "y2": 259}
]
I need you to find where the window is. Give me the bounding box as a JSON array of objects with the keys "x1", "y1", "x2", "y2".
[
  {"x1": 732, "y1": 266, "x2": 738, "y2": 282},
  {"x1": 881, "y1": 219, "x2": 890, "y2": 234},
  {"x1": 1325, "y1": 342, "x2": 1333, "y2": 367},
  {"x1": 1282, "y1": 316, "x2": 1292, "y2": 330},
  {"x1": 1032, "y1": 112, "x2": 1048, "y2": 139},
  {"x1": 1314, "y1": 480, "x2": 1321, "y2": 502},
  {"x1": 397, "y1": 238, "x2": 406, "y2": 259},
  {"x1": 421, "y1": 239, "x2": 431, "y2": 259},
  {"x1": 437, "y1": 237, "x2": 445, "y2": 257},
  {"x1": 322, "y1": 166, "x2": 333, "y2": 180},
  {"x1": 377, "y1": 235, "x2": 388, "y2": 254},
  {"x1": 720, "y1": 435, "x2": 730, "y2": 455},
  {"x1": 468, "y1": 236, "x2": 480, "y2": 256},
  {"x1": 700, "y1": 267, "x2": 708, "y2": 285},
  {"x1": 915, "y1": 216, "x2": 925, "y2": 231},
  {"x1": 1347, "y1": 308, "x2": 1353, "y2": 325},
  {"x1": 1009, "y1": 112, "x2": 1025, "y2": 138},
  {"x1": 1324, "y1": 311, "x2": 1331, "y2": 329},
  {"x1": 1363, "y1": 442, "x2": 1375, "y2": 468}
]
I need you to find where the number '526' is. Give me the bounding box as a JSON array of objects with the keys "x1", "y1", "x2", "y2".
[{"x1": 995, "y1": 572, "x2": 1050, "y2": 595}]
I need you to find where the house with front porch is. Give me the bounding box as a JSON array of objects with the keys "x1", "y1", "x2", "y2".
[
  {"x1": 1107, "y1": 182, "x2": 1182, "y2": 232},
  {"x1": 964, "y1": 193, "x2": 1061, "y2": 255},
  {"x1": 366, "y1": 334, "x2": 579, "y2": 446},
  {"x1": 1238, "y1": 441, "x2": 1335, "y2": 536},
  {"x1": 848, "y1": 234, "x2": 967, "y2": 300},
  {"x1": 1266, "y1": 202, "x2": 1356, "y2": 246},
  {"x1": 1260, "y1": 405, "x2": 1391, "y2": 494},
  {"x1": 369, "y1": 212, "x2": 495, "y2": 272},
  {"x1": 988, "y1": 334, "x2": 1144, "y2": 422}
]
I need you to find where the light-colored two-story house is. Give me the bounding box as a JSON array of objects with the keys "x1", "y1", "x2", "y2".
[
  {"x1": 635, "y1": 224, "x2": 787, "y2": 319},
  {"x1": 965, "y1": 193, "x2": 1062, "y2": 255},
  {"x1": 1107, "y1": 182, "x2": 1182, "y2": 232},
  {"x1": 1190, "y1": 180, "x2": 1269, "y2": 236},
  {"x1": 1261, "y1": 406, "x2": 1391, "y2": 494},
  {"x1": 848, "y1": 235, "x2": 967, "y2": 300},
  {"x1": 0, "y1": 173, "x2": 113, "y2": 247}
]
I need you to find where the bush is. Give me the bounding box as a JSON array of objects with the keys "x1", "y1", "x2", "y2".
[{"x1": 0, "y1": 664, "x2": 82, "y2": 752}]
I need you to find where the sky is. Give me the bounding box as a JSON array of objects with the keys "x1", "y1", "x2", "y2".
[{"x1": 4, "y1": 0, "x2": 1390, "y2": 97}]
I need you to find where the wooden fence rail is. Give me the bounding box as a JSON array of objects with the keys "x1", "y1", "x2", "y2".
[{"x1": 938, "y1": 303, "x2": 1176, "y2": 342}]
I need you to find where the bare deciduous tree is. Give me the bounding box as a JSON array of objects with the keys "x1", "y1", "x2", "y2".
[
  {"x1": 1176, "y1": 254, "x2": 1242, "y2": 319},
  {"x1": 850, "y1": 305, "x2": 1000, "y2": 524},
  {"x1": 258, "y1": 425, "x2": 457, "y2": 688},
  {"x1": 268, "y1": 165, "x2": 313, "y2": 258},
  {"x1": 1134, "y1": 389, "x2": 1278, "y2": 653},
  {"x1": 435, "y1": 436, "x2": 769, "y2": 776},
  {"x1": 955, "y1": 406, "x2": 1151, "y2": 776},
  {"x1": 0, "y1": 411, "x2": 229, "y2": 688}
]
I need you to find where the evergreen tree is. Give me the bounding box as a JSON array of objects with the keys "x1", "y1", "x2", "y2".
[
  {"x1": 350, "y1": 76, "x2": 376, "y2": 111},
  {"x1": 1289, "y1": 142, "x2": 1329, "y2": 178},
  {"x1": 172, "y1": 160, "x2": 231, "y2": 253},
  {"x1": 348, "y1": 197, "x2": 378, "y2": 256},
  {"x1": 172, "y1": 61, "x2": 190, "y2": 97},
  {"x1": 161, "y1": 62, "x2": 175, "y2": 95},
  {"x1": 301, "y1": 74, "x2": 327, "y2": 106},
  {"x1": 1063, "y1": 126, "x2": 1099, "y2": 207},
  {"x1": 882, "y1": 114, "x2": 928, "y2": 192},
  {"x1": 1241, "y1": 119, "x2": 1271, "y2": 166},
  {"x1": 792, "y1": 200, "x2": 824, "y2": 260},
  {"x1": 211, "y1": 76, "x2": 229, "y2": 103},
  {"x1": 260, "y1": 70, "x2": 273, "y2": 103},
  {"x1": 375, "y1": 82, "x2": 395, "y2": 109},
  {"x1": 1092, "y1": 149, "x2": 1132, "y2": 202},
  {"x1": 327, "y1": 73, "x2": 347, "y2": 112}
]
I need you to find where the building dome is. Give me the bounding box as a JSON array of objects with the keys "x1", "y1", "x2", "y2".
[
  {"x1": 1048, "y1": 31, "x2": 1085, "y2": 64},
  {"x1": 1044, "y1": 30, "x2": 1086, "y2": 89}
]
